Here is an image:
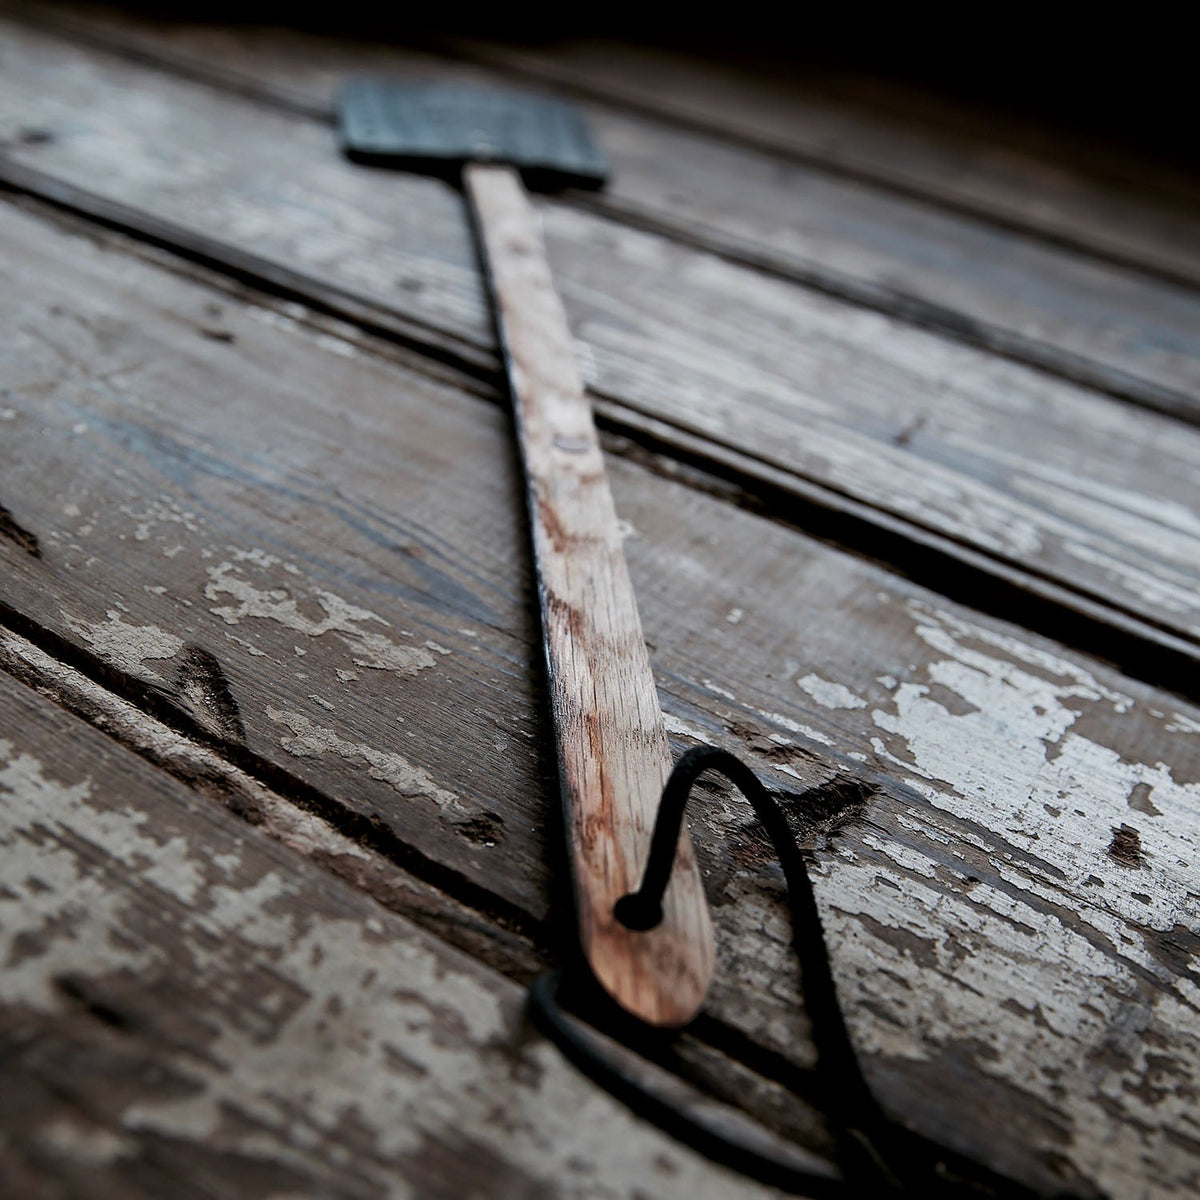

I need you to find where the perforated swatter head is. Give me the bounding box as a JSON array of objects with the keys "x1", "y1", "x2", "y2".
[{"x1": 337, "y1": 79, "x2": 609, "y2": 191}]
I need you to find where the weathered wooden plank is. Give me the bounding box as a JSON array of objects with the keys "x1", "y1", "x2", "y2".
[
  {"x1": 15, "y1": 1, "x2": 1200, "y2": 422},
  {"x1": 0, "y1": 194, "x2": 822, "y2": 1083},
  {"x1": 0, "y1": 622, "x2": 540, "y2": 982},
  {"x1": 1, "y1": 196, "x2": 1198, "y2": 1197},
  {"x1": 2, "y1": 14, "x2": 1199, "y2": 662},
  {"x1": 0, "y1": 670, "x2": 797, "y2": 1199},
  {"x1": 466, "y1": 163, "x2": 714, "y2": 1027},
  {"x1": 0, "y1": 12, "x2": 492, "y2": 358},
  {"x1": 0, "y1": 621, "x2": 839, "y2": 1177},
  {"x1": 446, "y1": 34, "x2": 1200, "y2": 290}
]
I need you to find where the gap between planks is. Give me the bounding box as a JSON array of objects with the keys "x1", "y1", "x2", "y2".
[
  {"x1": 6, "y1": 0, "x2": 1200, "y2": 428},
  {"x1": 567, "y1": 191, "x2": 1200, "y2": 426},
  {"x1": 439, "y1": 35, "x2": 1200, "y2": 293},
  {"x1": 4, "y1": 187, "x2": 1199, "y2": 1195},
  {"x1": 0, "y1": 660, "x2": 838, "y2": 1197},
  {"x1": 17, "y1": 0, "x2": 1200, "y2": 297},
  {"x1": 2, "y1": 9, "x2": 1199, "y2": 661},
  {"x1": 0, "y1": 618, "x2": 842, "y2": 1169},
  {"x1": 3, "y1": 183, "x2": 1197, "y2": 716}
]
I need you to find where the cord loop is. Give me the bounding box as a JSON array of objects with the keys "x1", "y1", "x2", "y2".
[{"x1": 530, "y1": 746, "x2": 1057, "y2": 1198}]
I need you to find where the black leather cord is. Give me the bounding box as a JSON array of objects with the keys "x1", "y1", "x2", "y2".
[
  {"x1": 529, "y1": 746, "x2": 1063, "y2": 1199},
  {"x1": 529, "y1": 969, "x2": 853, "y2": 1196}
]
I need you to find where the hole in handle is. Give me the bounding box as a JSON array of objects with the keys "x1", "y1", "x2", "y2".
[{"x1": 613, "y1": 892, "x2": 663, "y2": 931}]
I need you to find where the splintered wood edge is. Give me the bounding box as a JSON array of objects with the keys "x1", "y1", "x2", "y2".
[{"x1": 466, "y1": 163, "x2": 715, "y2": 1026}]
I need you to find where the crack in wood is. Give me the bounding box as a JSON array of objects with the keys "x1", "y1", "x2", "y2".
[
  {"x1": 1107, "y1": 823, "x2": 1147, "y2": 869},
  {"x1": 53, "y1": 973, "x2": 138, "y2": 1034},
  {"x1": 0, "y1": 502, "x2": 41, "y2": 557},
  {"x1": 0, "y1": 624, "x2": 847, "y2": 1174},
  {"x1": 11, "y1": 2, "x2": 1197, "y2": 429},
  {"x1": 1, "y1": 162, "x2": 1197, "y2": 716},
  {"x1": 0, "y1": 600, "x2": 541, "y2": 939},
  {"x1": 170, "y1": 644, "x2": 246, "y2": 744}
]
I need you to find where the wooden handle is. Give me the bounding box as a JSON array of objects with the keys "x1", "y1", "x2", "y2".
[{"x1": 465, "y1": 163, "x2": 714, "y2": 1026}]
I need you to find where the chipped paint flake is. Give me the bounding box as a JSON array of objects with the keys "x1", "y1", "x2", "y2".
[
  {"x1": 206, "y1": 561, "x2": 438, "y2": 677},
  {"x1": 662, "y1": 712, "x2": 708, "y2": 740},
  {"x1": 266, "y1": 707, "x2": 459, "y2": 810},
  {"x1": 1166, "y1": 712, "x2": 1200, "y2": 735},
  {"x1": 750, "y1": 706, "x2": 834, "y2": 747},
  {"x1": 224, "y1": 631, "x2": 269, "y2": 658},
  {"x1": 797, "y1": 673, "x2": 867, "y2": 710},
  {"x1": 33, "y1": 1117, "x2": 134, "y2": 1168},
  {"x1": 703, "y1": 678, "x2": 736, "y2": 701},
  {"x1": 64, "y1": 609, "x2": 184, "y2": 680},
  {"x1": 350, "y1": 631, "x2": 436, "y2": 675}
]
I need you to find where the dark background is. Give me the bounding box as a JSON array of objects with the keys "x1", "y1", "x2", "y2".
[{"x1": 97, "y1": 3, "x2": 1197, "y2": 171}]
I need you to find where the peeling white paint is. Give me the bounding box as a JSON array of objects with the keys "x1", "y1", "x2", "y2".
[
  {"x1": 750, "y1": 706, "x2": 834, "y2": 747},
  {"x1": 797, "y1": 673, "x2": 867, "y2": 710},
  {"x1": 349, "y1": 631, "x2": 436, "y2": 675},
  {"x1": 0, "y1": 744, "x2": 170, "y2": 1005},
  {"x1": 206, "y1": 560, "x2": 438, "y2": 677},
  {"x1": 0, "y1": 696, "x2": 774, "y2": 1198},
  {"x1": 119, "y1": 496, "x2": 204, "y2": 539},
  {"x1": 662, "y1": 712, "x2": 708, "y2": 740},
  {"x1": 265, "y1": 707, "x2": 459, "y2": 811},
  {"x1": 867, "y1": 601, "x2": 1198, "y2": 916},
  {"x1": 804, "y1": 594, "x2": 1200, "y2": 1197},
  {"x1": 0, "y1": 628, "x2": 374, "y2": 871},
  {"x1": 64, "y1": 609, "x2": 183, "y2": 680}
]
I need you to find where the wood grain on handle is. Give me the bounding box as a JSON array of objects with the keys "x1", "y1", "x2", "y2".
[{"x1": 465, "y1": 163, "x2": 714, "y2": 1026}]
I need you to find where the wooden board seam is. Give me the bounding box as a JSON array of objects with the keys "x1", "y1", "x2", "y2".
[
  {"x1": 0, "y1": 189, "x2": 502, "y2": 404},
  {"x1": 2, "y1": 182, "x2": 1195, "y2": 714},
  {"x1": 0, "y1": 621, "x2": 541, "y2": 970},
  {"x1": 0, "y1": 154, "x2": 500, "y2": 380},
  {"x1": 438, "y1": 35, "x2": 1200, "y2": 295},
  {"x1": 0, "y1": 652, "x2": 841, "y2": 1189},
  {"x1": 5, "y1": 4, "x2": 1195, "y2": 427},
  {"x1": 592, "y1": 397, "x2": 1200, "y2": 705},
  {"x1": 0, "y1": 618, "x2": 846, "y2": 1160},
  {"x1": 572, "y1": 192, "x2": 1200, "y2": 427},
  {"x1": 13, "y1": 0, "x2": 1200, "y2": 297},
  {"x1": 0, "y1": 597, "x2": 541, "y2": 941}
]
